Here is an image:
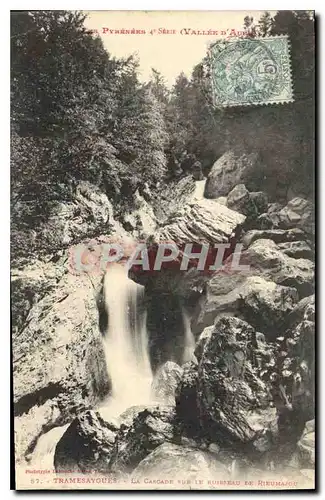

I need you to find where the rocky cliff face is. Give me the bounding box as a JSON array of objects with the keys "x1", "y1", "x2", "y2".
[{"x1": 13, "y1": 256, "x2": 110, "y2": 462}]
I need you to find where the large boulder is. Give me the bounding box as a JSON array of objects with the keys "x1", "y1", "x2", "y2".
[
  {"x1": 54, "y1": 411, "x2": 118, "y2": 473},
  {"x1": 156, "y1": 199, "x2": 245, "y2": 246},
  {"x1": 13, "y1": 259, "x2": 110, "y2": 462},
  {"x1": 109, "y1": 406, "x2": 177, "y2": 474},
  {"x1": 194, "y1": 316, "x2": 278, "y2": 450},
  {"x1": 226, "y1": 184, "x2": 261, "y2": 220},
  {"x1": 226, "y1": 184, "x2": 251, "y2": 214},
  {"x1": 204, "y1": 151, "x2": 259, "y2": 199},
  {"x1": 132, "y1": 443, "x2": 229, "y2": 484},
  {"x1": 151, "y1": 362, "x2": 183, "y2": 405},
  {"x1": 243, "y1": 239, "x2": 314, "y2": 297},
  {"x1": 242, "y1": 229, "x2": 307, "y2": 249},
  {"x1": 193, "y1": 275, "x2": 299, "y2": 338},
  {"x1": 232, "y1": 237, "x2": 314, "y2": 298}
]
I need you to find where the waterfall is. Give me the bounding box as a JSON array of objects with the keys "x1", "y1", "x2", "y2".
[
  {"x1": 182, "y1": 309, "x2": 196, "y2": 364},
  {"x1": 29, "y1": 261, "x2": 197, "y2": 468},
  {"x1": 99, "y1": 263, "x2": 153, "y2": 420},
  {"x1": 192, "y1": 179, "x2": 206, "y2": 201},
  {"x1": 30, "y1": 424, "x2": 69, "y2": 469}
]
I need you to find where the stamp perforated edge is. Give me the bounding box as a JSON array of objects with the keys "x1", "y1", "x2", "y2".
[{"x1": 208, "y1": 35, "x2": 294, "y2": 108}]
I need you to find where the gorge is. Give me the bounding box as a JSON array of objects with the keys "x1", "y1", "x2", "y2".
[{"x1": 12, "y1": 158, "x2": 315, "y2": 489}]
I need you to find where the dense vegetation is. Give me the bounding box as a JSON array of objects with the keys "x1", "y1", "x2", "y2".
[{"x1": 11, "y1": 10, "x2": 315, "y2": 259}]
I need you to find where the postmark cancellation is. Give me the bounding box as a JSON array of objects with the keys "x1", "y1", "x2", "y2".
[{"x1": 209, "y1": 36, "x2": 294, "y2": 107}]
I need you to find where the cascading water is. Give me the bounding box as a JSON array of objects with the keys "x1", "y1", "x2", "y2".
[
  {"x1": 30, "y1": 424, "x2": 69, "y2": 469},
  {"x1": 192, "y1": 179, "x2": 206, "y2": 201},
  {"x1": 30, "y1": 253, "x2": 198, "y2": 467},
  {"x1": 182, "y1": 309, "x2": 196, "y2": 364},
  {"x1": 99, "y1": 263, "x2": 153, "y2": 420}
]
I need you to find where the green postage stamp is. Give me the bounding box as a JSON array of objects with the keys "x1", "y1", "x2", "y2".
[{"x1": 209, "y1": 36, "x2": 294, "y2": 107}]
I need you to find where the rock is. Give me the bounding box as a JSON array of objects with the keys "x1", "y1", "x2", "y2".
[
  {"x1": 255, "y1": 198, "x2": 314, "y2": 236},
  {"x1": 277, "y1": 312, "x2": 315, "y2": 422},
  {"x1": 226, "y1": 185, "x2": 267, "y2": 220},
  {"x1": 41, "y1": 181, "x2": 115, "y2": 249},
  {"x1": 204, "y1": 151, "x2": 259, "y2": 198},
  {"x1": 153, "y1": 176, "x2": 196, "y2": 223},
  {"x1": 277, "y1": 241, "x2": 314, "y2": 260},
  {"x1": 156, "y1": 199, "x2": 245, "y2": 245},
  {"x1": 193, "y1": 275, "x2": 298, "y2": 338},
  {"x1": 267, "y1": 294, "x2": 315, "y2": 450},
  {"x1": 132, "y1": 443, "x2": 229, "y2": 483},
  {"x1": 11, "y1": 258, "x2": 66, "y2": 336},
  {"x1": 13, "y1": 261, "x2": 110, "y2": 461},
  {"x1": 296, "y1": 420, "x2": 315, "y2": 468},
  {"x1": 109, "y1": 406, "x2": 176, "y2": 473},
  {"x1": 15, "y1": 400, "x2": 62, "y2": 466},
  {"x1": 243, "y1": 239, "x2": 314, "y2": 297},
  {"x1": 175, "y1": 361, "x2": 200, "y2": 437},
  {"x1": 54, "y1": 410, "x2": 118, "y2": 473},
  {"x1": 268, "y1": 202, "x2": 283, "y2": 214},
  {"x1": 151, "y1": 362, "x2": 183, "y2": 405},
  {"x1": 195, "y1": 316, "x2": 278, "y2": 448},
  {"x1": 226, "y1": 184, "x2": 251, "y2": 214},
  {"x1": 123, "y1": 213, "x2": 137, "y2": 231},
  {"x1": 242, "y1": 229, "x2": 307, "y2": 249},
  {"x1": 255, "y1": 213, "x2": 275, "y2": 230},
  {"x1": 279, "y1": 197, "x2": 314, "y2": 235}
]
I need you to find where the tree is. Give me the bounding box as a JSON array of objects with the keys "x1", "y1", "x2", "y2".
[
  {"x1": 257, "y1": 11, "x2": 273, "y2": 37},
  {"x1": 243, "y1": 15, "x2": 257, "y2": 37},
  {"x1": 147, "y1": 68, "x2": 169, "y2": 106}
]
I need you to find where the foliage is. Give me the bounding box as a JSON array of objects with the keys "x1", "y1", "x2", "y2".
[{"x1": 11, "y1": 10, "x2": 314, "y2": 261}]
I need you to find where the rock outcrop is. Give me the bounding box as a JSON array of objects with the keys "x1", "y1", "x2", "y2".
[
  {"x1": 109, "y1": 406, "x2": 177, "y2": 474},
  {"x1": 54, "y1": 410, "x2": 118, "y2": 473},
  {"x1": 13, "y1": 257, "x2": 110, "y2": 461},
  {"x1": 155, "y1": 199, "x2": 245, "y2": 245},
  {"x1": 151, "y1": 362, "x2": 183, "y2": 405},
  {"x1": 194, "y1": 317, "x2": 277, "y2": 448},
  {"x1": 152, "y1": 176, "x2": 197, "y2": 223}
]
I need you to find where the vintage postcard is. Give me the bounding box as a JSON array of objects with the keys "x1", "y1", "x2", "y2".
[{"x1": 11, "y1": 10, "x2": 315, "y2": 490}]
